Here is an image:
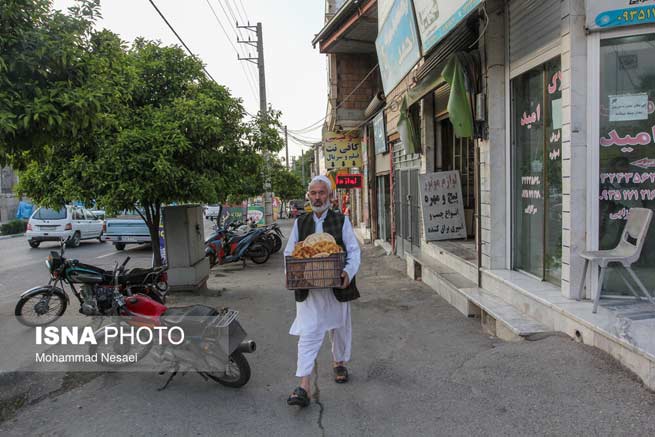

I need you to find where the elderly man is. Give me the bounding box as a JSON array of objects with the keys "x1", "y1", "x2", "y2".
[{"x1": 285, "y1": 175, "x2": 361, "y2": 408}]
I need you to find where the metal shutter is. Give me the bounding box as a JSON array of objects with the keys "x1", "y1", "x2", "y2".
[{"x1": 508, "y1": 0, "x2": 561, "y2": 69}]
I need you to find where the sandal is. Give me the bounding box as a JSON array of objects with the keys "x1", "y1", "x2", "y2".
[
  {"x1": 287, "y1": 386, "x2": 310, "y2": 407},
  {"x1": 333, "y1": 365, "x2": 349, "y2": 383}
]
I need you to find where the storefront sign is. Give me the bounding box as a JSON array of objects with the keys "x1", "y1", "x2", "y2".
[
  {"x1": 336, "y1": 174, "x2": 363, "y2": 189},
  {"x1": 375, "y1": 0, "x2": 421, "y2": 95},
  {"x1": 373, "y1": 111, "x2": 387, "y2": 154},
  {"x1": 247, "y1": 206, "x2": 265, "y2": 225},
  {"x1": 413, "y1": 0, "x2": 482, "y2": 52},
  {"x1": 323, "y1": 131, "x2": 362, "y2": 170},
  {"x1": 419, "y1": 171, "x2": 466, "y2": 241},
  {"x1": 586, "y1": 0, "x2": 655, "y2": 30}
]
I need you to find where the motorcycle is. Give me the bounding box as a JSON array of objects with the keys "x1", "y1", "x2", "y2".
[
  {"x1": 205, "y1": 227, "x2": 271, "y2": 267},
  {"x1": 89, "y1": 289, "x2": 256, "y2": 389},
  {"x1": 14, "y1": 241, "x2": 168, "y2": 327}
]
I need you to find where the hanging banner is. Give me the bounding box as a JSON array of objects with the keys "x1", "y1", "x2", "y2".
[
  {"x1": 419, "y1": 170, "x2": 467, "y2": 241},
  {"x1": 373, "y1": 111, "x2": 387, "y2": 154},
  {"x1": 412, "y1": 0, "x2": 482, "y2": 52},
  {"x1": 585, "y1": 0, "x2": 655, "y2": 30},
  {"x1": 323, "y1": 131, "x2": 362, "y2": 170},
  {"x1": 375, "y1": 0, "x2": 422, "y2": 95}
]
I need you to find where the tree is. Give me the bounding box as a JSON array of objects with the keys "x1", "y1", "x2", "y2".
[
  {"x1": 271, "y1": 158, "x2": 304, "y2": 201},
  {"x1": 19, "y1": 38, "x2": 282, "y2": 266},
  {"x1": 0, "y1": 0, "x2": 123, "y2": 166}
]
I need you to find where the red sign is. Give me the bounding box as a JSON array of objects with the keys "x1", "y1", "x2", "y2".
[{"x1": 336, "y1": 174, "x2": 363, "y2": 189}]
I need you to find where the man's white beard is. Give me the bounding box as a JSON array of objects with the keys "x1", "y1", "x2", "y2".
[{"x1": 312, "y1": 202, "x2": 329, "y2": 214}]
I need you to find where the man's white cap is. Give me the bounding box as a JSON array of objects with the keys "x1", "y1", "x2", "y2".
[{"x1": 308, "y1": 175, "x2": 333, "y2": 194}]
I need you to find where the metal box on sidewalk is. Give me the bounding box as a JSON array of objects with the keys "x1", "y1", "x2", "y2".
[{"x1": 163, "y1": 205, "x2": 209, "y2": 291}]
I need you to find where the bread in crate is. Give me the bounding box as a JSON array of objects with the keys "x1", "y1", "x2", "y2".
[{"x1": 287, "y1": 233, "x2": 344, "y2": 289}]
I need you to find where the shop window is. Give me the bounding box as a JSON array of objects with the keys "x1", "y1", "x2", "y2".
[
  {"x1": 511, "y1": 57, "x2": 562, "y2": 284},
  {"x1": 598, "y1": 34, "x2": 655, "y2": 295}
]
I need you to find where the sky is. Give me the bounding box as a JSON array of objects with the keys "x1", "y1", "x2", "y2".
[{"x1": 51, "y1": 0, "x2": 328, "y2": 162}]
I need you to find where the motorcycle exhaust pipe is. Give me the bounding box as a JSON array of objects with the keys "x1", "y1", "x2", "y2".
[{"x1": 236, "y1": 340, "x2": 256, "y2": 354}]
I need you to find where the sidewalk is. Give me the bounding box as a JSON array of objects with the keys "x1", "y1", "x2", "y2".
[{"x1": 2, "y1": 224, "x2": 655, "y2": 435}]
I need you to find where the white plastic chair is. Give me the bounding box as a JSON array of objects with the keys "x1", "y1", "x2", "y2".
[{"x1": 576, "y1": 207, "x2": 653, "y2": 313}]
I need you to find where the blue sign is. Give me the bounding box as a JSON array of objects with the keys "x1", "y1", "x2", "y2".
[
  {"x1": 413, "y1": 0, "x2": 482, "y2": 52},
  {"x1": 375, "y1": 0, "x2": 422, "y2": 95},
  {"x1": 594, "y1": 6, "x2": 655, "y2": 29}
]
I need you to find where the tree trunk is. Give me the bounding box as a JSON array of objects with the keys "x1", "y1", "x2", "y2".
[{"x1": 139, "y1": 203, "x2": 163, "y2": 267}]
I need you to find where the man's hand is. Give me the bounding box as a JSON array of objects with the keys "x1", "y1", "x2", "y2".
[{"x1": 340, "y1": 271, "x2": 350, "y2": 289}]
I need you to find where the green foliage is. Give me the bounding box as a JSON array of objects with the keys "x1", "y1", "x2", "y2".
[
  {"x1": 0, "y1": 0, "x2": 126, "y2": 166},
  {"x1": 1, "y1": 219, "x2": 27, "y2": 235},
  {"x1": 271, "y1": 159, "x2": 304, "y2": 201}
]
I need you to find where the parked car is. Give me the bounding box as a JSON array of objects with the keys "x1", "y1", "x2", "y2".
[
  {"x1": 26, "y1": 206, "x2": 104, "y2": 248},
  {"x1": 101, "y1": 210, "x2": 151, "y2": 250}
]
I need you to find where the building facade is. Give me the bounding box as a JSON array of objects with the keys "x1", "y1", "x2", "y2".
[{"x1": 314, "y1": 0, "x2": 655, "y2": 389}]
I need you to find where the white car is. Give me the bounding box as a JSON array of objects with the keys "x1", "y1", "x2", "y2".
[{"x1": 26, "y1": 206, "x2": 104, "y2": 248}]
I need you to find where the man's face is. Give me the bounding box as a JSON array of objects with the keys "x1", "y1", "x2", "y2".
[{"x1": 308, "y1": 182, "x2": 330, "y2": 212}]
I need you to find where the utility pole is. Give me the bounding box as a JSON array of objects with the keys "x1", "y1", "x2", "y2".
[
  {"x1": 284, "y1": 125, "x2": 289, "y2": 170},
  {"x1": 238, "y1": 22, "x2": 273, "y2": 224}
]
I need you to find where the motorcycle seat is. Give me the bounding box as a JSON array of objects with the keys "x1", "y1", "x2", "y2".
[{"x1": 161, "y1": 305, "x2": 219, "y2": 336}]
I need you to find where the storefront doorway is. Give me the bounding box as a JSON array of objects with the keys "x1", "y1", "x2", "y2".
[
  {"x1": 511, "y1": 57, "x2": 563, "y2": 285},
  {"x1": 376, "y1": 174, "x2": 391, "y2": 242},
  {"x1": 596, "y1": 32, "x2": 655, "y2": 295}
]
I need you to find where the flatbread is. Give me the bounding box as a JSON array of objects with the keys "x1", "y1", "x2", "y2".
[{"x1": 304, "y1": 232, "x2": 336, "y2": 247}]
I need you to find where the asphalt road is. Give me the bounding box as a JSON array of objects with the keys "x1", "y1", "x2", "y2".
[{"x1": 2, "y1": 220, "x2": 655, "y2": 436}]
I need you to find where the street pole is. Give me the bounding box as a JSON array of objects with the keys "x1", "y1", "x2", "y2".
[
  {"x1": 238, "y1": 22, "x2": 272, "y2": 224},
  {"x1": 301, "y1": 154, "x2": 306, "y2": 187},
  {"x1": 285, "y1": 125, "x2": 289, "y2": 171}
]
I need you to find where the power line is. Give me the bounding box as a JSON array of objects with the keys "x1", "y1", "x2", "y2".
[
  {"x1": 203, "y1": 0, "x2": 258, "y2": 101},
  {"x1": 237, "y1": 0, "x2": 249, "y2": 24},
  {"x1": 209, "y1": 0, "x2": 259, "y2": 101},
  {"x1": 288, "y1": 63, "x2": 379, "y2": 134},
  {"x1": 229, "y1": 0, "x2": 247, "y2": 24},
  {"x1": 147, "y1": 0, "x2": 217, "y2": 83}
]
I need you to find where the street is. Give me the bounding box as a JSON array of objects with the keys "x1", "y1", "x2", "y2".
[{"x1": 1, "y1": 219, "x2": 655, "y2": 436}]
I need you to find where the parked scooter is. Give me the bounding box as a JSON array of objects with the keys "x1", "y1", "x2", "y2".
[
  {"x1": 89, "y1": 289, "x2": 256, "y2": 389},
  {"x1": 205, "y1": 227, "x2": 270, "y2": 267},
  {"x1": 14, "y1": 241, "x2": 168, "y2": 326}
]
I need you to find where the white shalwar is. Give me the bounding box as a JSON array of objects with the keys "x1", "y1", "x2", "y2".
[{"x1": 284, "y1": 212, "x2": 361, "y2": 377}]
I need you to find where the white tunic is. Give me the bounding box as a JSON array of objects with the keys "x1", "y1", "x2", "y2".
[{"x1": 284, "y1": 212, "x2": 361, "y2": 336}]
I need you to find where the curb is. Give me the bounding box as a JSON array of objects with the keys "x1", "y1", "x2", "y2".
[{"x1": 0, "y1": 233, "x2": 24, "y2": 240}]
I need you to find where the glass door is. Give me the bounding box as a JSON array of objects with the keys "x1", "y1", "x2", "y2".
[
  {"x1": 598, "y1": 33, "x2": 655, "y2": 295},
  {"x1": 511, "y1": 57, "x2": 562, "y2": 284}
]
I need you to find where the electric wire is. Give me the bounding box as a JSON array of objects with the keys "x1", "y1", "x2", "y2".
[
  {"x1": 203, "y1": 0, "x2": 258, "y2": 102},
  {"x1": 147, "y1": 0, "x2": 217, "y2": 83},
  {"x1": 212, "y1": 0, "x2": 259, "y2": 102},
  {"x1": 287, "y1": 64, "x2": 379, "y2": 134}
]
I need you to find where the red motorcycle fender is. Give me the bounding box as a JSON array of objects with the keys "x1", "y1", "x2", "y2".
[{"x1": 20, "y1": 286, "x2": 69, "y2": 304}]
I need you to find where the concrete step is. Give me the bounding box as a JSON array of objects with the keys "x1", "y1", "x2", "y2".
[{"x1": 405, "y1": 252, "x2": 550, "y2": 341}]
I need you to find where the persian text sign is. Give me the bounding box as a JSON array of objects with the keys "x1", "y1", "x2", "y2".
[
  {"x1": 375, "y1": 0, "x2": 421, "y2": 95},
  {"x1": 413, "y1": 0, "x2": 482, "y2": 52},
  {"x1": 586, "y1": 0, "x2": 655, "y2": 30},
  {"x1": 419, "y1": 171, "x2": 466, "y2": 241},
  {"x1": 323, "y1": 131, "x2": 362, "y2": 170},
  {"x1": 336, "y1": 174, "x2": 363, "y2": 189}
]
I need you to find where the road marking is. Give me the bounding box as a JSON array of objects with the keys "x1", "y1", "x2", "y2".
[{"x1": 96, "y1": 252, "x2": 116, "y2": 259}]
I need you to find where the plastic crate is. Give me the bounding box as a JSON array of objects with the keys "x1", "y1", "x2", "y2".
[{"x1": 285, "y1": 252, "x2": 345, "y2": 290}]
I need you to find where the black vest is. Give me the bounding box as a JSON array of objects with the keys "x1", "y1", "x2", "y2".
[{"x1": 294, "y1": 209, "x2": 360, "y2": 303}]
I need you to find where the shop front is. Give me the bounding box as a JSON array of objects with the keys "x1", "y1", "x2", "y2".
[{"x1": 586, "y1": 4, "x2": 655, "y2": 298}]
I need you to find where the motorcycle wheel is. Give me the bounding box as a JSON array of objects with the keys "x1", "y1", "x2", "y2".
[
  {"x1": 15, "y1": 291, "x2": 67, "y2": 326},
  {"x1": 249, "y1": 243, "x2": 270, "y2": 264},
  {"x1": 271, "y1": 234, "x2": 282, "y2": 253},
  {"x1": 204, "y1": 351, "x2": 251, "y2": 388},
  {"x1": 89, "y1": 322, "x2": 152, "y2": 367}
]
